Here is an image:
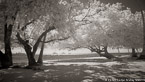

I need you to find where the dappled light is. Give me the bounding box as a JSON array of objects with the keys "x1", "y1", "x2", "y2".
[
  {"x1": 1, "y1": 56, "x2": 145, "y2": 82},
  {"x1": 1, "y1": 0, "x2": 145, "y2": 82}
]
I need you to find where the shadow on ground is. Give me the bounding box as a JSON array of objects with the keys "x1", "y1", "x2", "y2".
[{"x1": 1, "y1": 60, "x2": 145, "y2": 82}]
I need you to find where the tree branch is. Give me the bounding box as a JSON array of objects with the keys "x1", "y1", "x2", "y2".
[
  {"x1": 81, "y1": 3, "x2": 91, "y2": 21},
  {"x1": 16, "y1": 33, "x2": 26, "y2": 45},
  {"x1": 21, "y1": 19, "x2": 36, "y2": 31},
  {"x1": 32, "y1": 26, "x2": 56, "y2": 56},
  {"x1": 40, "y1": 36, "x2": 70, "y2": 43}
]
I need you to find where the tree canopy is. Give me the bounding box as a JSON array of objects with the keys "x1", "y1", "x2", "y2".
[{"x1": 60, "y1": 1, "x2": 143, "y2": 52}]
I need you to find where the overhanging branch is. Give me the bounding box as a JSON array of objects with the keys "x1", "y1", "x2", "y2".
[
  {"x1": 40, "y1": 36, "x2": 70, "y2": 43},
  {"x1": 21, "y1": 19, "x2": 36, "y2": 31},
  {"x1": 32, "y1": 26, "x2": 56, "y2": 56}
]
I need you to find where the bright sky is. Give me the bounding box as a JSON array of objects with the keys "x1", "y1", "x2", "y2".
[
  {"x1": 12, "y1": 47, "x2": 91, "y2": 55},
  {"x1": 11, "y1": 47, "x2": 140, "y2": 55}
]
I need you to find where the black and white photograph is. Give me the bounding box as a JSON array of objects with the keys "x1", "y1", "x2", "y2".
[{"x1": 0, "y1": 0, "x2": 145, "y2": 82}]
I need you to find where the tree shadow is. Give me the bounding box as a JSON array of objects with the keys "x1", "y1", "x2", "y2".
[{"x1": 1, "y1": 61, "x2": 145, "y2": 82}]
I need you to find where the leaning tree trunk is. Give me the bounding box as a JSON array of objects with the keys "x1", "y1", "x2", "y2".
[
  {"x1": 139, "y1": 10, "x2": 145, "y2": 59},
  {"x1": 37, "y1": 34, "x2": 47, "y2": 65},
  {"x1": 89, "y1": 46, "x2": 116, "y2": 59},
  {"x1": 102, "y1": 46, "x2": 116, "y2": 59},
  {"x1": 132, "y1": 48, "x2": 137, "y2": 57},
  {"x1": 32, "y1": 26, "x2": 55, "y2": 57}
]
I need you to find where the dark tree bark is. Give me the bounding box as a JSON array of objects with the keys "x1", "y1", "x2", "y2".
[
  {"x1": 1, "y1": 15, "x2": 15, "y2": 68},
  {"x1": 0, "y1": 50, "x2": 9, "y2": 68},
  {"x1": 89, "y1": 46, "x2": 102, "y2": 55},
  {"x1": 3, "y1": 24, "x2": 13, "y2": 67},
  {"x1": 16, "y1": 33, "x2": 37, "y2": 66},
  {"x1": 0, "y1": 0, "x2": 19, "y2": 67},
  {"x1": 37, "y1": 34, "x2": 47, "y2": 65},
  {"x1": 23, "y1": 43, "x2": 36, "y2": 66},
  {"x1": 132, "y1": 48, "x2": 137, "y2": 57},
  {"x1": 89, "y1": 46, "x2": 116, "y2": 59},
  {"x1": 102, "y1": 46, "x2": 116, "y2": 59},
  {"x1": 24, "y1": 44, "x2": 36, "y2": 66},
  {"x1": 98, "y1": 46, "x2": 101, "y2": 54}
]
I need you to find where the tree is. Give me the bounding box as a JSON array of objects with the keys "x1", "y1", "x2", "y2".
[
  {"x1": 1, "y1": 0, "x2": 71, "y2": 66},
  {"x1": 1, "y1": 0, "x2": 56, "y2": 67},
  {"x1": 16, "y1": 26, "x2": 56, "y2": 66},
  {"x1": 0, "y1": 0, "x2": 20, "y2": 67},
  {"x1": 59, "y1": 1, "x2": 125, "y2": 59},
  {"x1": 14, "y1": 0, "x2": 83, "y2": 66},
  {"x1": 97, "y1": 0, "x2": 145, "y2": 59},
  {"x1": 104, "y1": 8, "x2": 143, "y2": 57},
  {"x1": 60, "y1": 1, "x2": 144, "y2": 60}
]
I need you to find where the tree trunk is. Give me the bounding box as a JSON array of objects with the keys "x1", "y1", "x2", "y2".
[
  {"x1": 89, "y1": 46, "x2": 116, "y2": 59},
  {"x1": 16, "y1": 26, "x2": 55, "y2": 66},
  {"x1": 132, "y1": 48, "x2": 137, "y2": 57},
  {"x1": 0, "y1": 50, "x2": 8, "y2": 68},
  {"x1": 102, "y1": 46, "x2": 116, "y2": 59},
  {"x1": 117, "y1": 48, "x2": 120, "y2": 53},
  {"x1": 128, "y1": 48, "x2": 130, "y2": 53},
  {"x1": 139, "y1": 10, "x2": 145, "y2": 59},
  {"x1": 24, "y1": 44, "x2": 37, "y2": 66},
  {"x1": 136, "y1": 49, "x2": 139, "y2": 53},
  {"x1": 1, "y1": 22, "x2": 13, "y2": 68},
  {"x1": 16, "y1": 33, "x2": 37, "y2": 66},
  {"x1": 89, "y1": 46, "x2": 102, "y2": 56},
  {"x1": 98, "y1": 46, "x2": 101, "y2": 54},
  {"x1": 37, "y1": 34, "x2": 46, "y2": 65},
  {"x1": 32, "y1": 26, "x2": 55, "y2": 56}
]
